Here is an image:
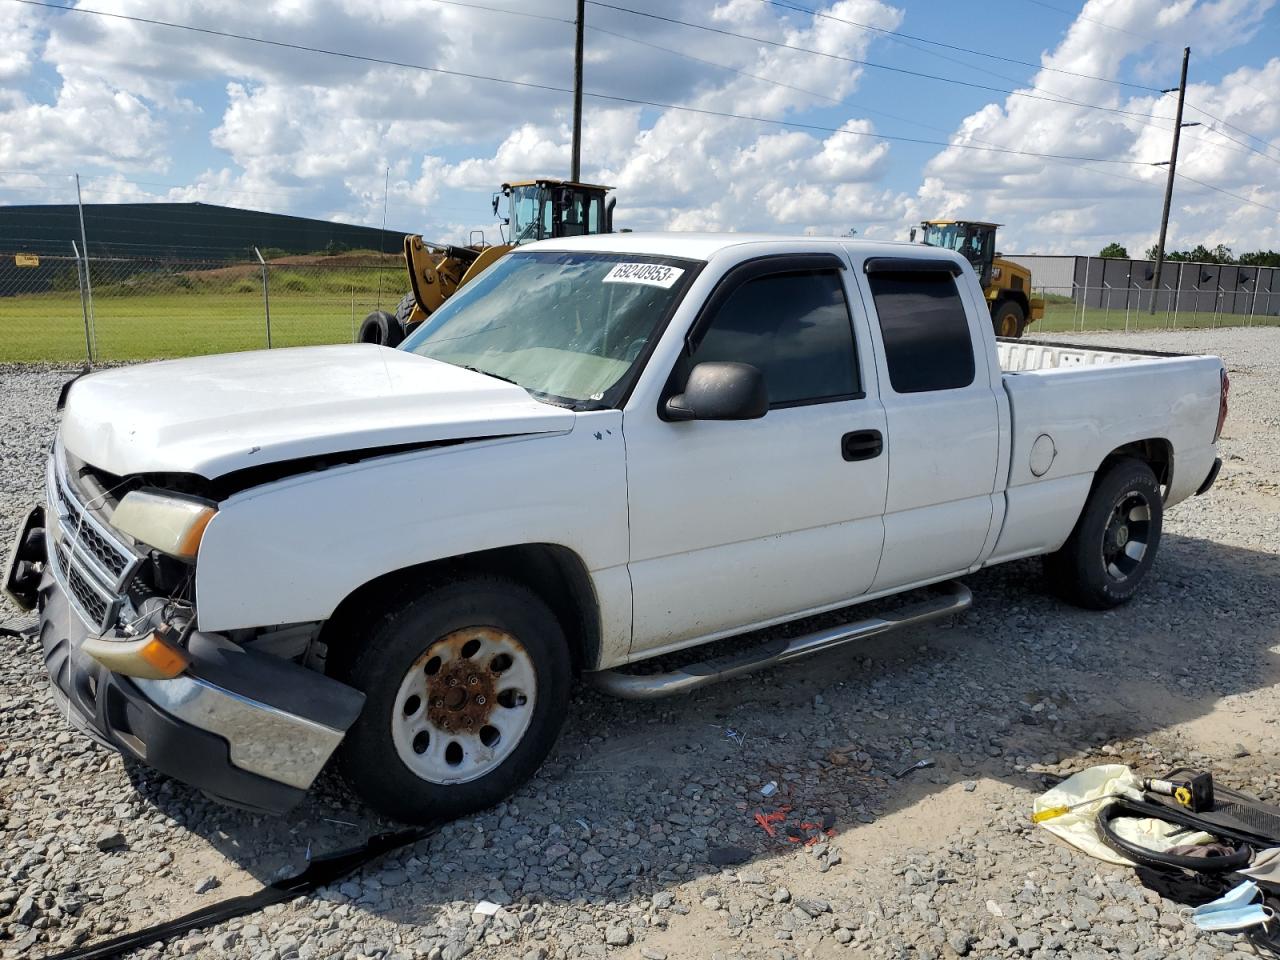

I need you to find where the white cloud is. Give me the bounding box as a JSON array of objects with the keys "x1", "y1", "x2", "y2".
[
  {"x1": 0, "y1": 0, "x2": 1275, "y2": 254},
  {"x1": 0, "y1": 77, "x2": 169, "y2": 172},
  {"x1": 0, "y1": 5, "x2": 42, "y2": 80},
  {"x1": 918, "y1": 0, "x2": 1280, "y2": 254}
]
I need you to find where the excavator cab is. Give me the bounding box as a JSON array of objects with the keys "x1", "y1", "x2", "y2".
[
  {"x1": 358, "y1": 179, "x2": 618, "y2": 347},
  {"x1": 920, "y1": 220, "x2": 998, "y2": 287},
  {"x1": 498, "y1": 179, "x2": 615, "y2": 244},
  {"x1": 917, "y1": 219, "x2": 1043, "y2": 338}
]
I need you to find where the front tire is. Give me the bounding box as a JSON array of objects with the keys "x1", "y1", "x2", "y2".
[
  {"x1": 1044, "y1": 458, "x2": 1163, "y2": 609},
  {"x1": 335, "y1": 577, "x2": 571, "y2": 824},
  {"x1": 993, "y1": 300, "x2": 1025, "y2": 338}
]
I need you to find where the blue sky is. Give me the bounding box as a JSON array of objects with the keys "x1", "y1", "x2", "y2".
[{"x1": 1, "y1": 0, "x2": 1277, "y2": 255}]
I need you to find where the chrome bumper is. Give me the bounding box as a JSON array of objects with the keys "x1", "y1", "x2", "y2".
[
  {"x1": 39, "y1": 574, "x2": 365, "y2": 809},
  {"x1": 135, "y1": 651, "x2": 350, "y2": 792},
  {"x1": 29, "y1": 441, "x2": 367, "y2": 811}
]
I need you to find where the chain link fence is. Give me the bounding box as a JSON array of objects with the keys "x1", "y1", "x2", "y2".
[
  {"x1": 0, "y1": 247, "x2": 408, "y2": 364},
  {"x1": 1011, "y1": 254, "x2": 1280, "y2": 335},
  {"x1": 4, "y1": 244, "x2": 1280, "y2": 365},
  {"x1": 1028, "y1": 282, "x2": 1280, "y2": 334},
  {"x1": 0, "y1": 252, "x2": 93, "y2": 363}
]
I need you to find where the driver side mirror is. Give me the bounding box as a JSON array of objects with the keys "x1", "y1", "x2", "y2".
[{"x1": 664, "y1": 362, "x2": 768, "y2": 422}]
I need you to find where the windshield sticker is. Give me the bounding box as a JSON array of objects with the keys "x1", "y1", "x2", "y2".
[{"x1": 602, "y1": 262, "x2": 685, "y2": 288}]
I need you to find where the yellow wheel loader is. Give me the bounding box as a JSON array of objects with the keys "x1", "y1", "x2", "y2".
[
  {"x1": 914, "y1": 220, "x2": 1045, "y2": 338},
  {"x1": 358, "y1": 178, "x2": 615, "y2": 346}
]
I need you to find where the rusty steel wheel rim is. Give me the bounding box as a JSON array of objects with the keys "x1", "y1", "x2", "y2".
[{"x1": 391, "y1": 627, "x2": 537, "y2": 785}]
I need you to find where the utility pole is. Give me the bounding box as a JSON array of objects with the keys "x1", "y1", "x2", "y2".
[
  {"x1": 571, "y1": 0, "x2": 585, "y2": 182},
  {"x1": 1150, "y1": 47, "x2": 1197, "y2": 314}
]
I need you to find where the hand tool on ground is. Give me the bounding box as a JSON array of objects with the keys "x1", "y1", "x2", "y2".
[
  {"x1": 894, "y1": 758, "x2": 935, "y2": 779},
  {"x1": 1032, "y1": 792, "x2": 1128, "y2": 823}
]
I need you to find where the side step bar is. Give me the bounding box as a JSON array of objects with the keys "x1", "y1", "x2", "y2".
[{"x1": 587, "y1": 580, "x2": 972, "y2": 700}]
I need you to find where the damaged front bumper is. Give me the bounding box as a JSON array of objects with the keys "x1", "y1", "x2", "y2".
[{"x1": 8, "y1": 476, "x2": 365, "y2": 815}]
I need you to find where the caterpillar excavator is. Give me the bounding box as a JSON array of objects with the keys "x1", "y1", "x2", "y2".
[
  {"x1": 914, "y1": 220, "x2": 1044, "y2": 338},
  {"x1": 358, "y1": 178, "x2": 616, "y2": 346}
]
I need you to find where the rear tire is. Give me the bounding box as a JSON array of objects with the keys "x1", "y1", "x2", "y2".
[
  {"x1": 993, "y1": 300, "x2": 1025, "y2": 338},
  {"x1": 1044, "y1": 457, "x2": 1163, "y2": 609},
  {"x1": 335, "y1": 577, "x2": 571, "y2": 824},
  {"x1": 357, "y1": 310, "x2": 405, "y2": 347}
]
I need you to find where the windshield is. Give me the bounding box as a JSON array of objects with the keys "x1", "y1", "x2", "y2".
[
  {"x1": 508, "y1": 185, "x2": 546, "y2": 243},
  {"x1": 924, "y1": 223, "x2": 994, "y2": 269},
  {"x1": 923, "y1": 223, "x2": 962, "y2": 251},
  {"x1": 399, "y1": 251, "x2": 698, "y2": 406}
]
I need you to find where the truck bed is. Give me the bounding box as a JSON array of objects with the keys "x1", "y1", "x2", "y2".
[
  {"x1": 987, "y1": 336, "x2": 1223, "y2": 567},
  {"x1": 997, "y1": 338, "x2": 1172, "y2": 372}
]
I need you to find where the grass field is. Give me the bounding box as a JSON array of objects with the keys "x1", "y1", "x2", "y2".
[
  {"x1": 0, "y1": 259, "x2": 406, "y2": 363},
  {"x1": 2, "y1": 269, "x2": 1277, "y2": 364}
]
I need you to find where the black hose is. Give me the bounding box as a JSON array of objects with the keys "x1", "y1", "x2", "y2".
[
  {"x1": 1096, "y1": 799, "x2": 1252, "y2": 873},
  {"x1": 40, "y1": 825, "x2": 439, "y2": 960}
]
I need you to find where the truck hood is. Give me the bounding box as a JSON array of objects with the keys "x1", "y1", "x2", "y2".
[{"x1": 60, "y1": 344, "x2": 576, "y2": 480}]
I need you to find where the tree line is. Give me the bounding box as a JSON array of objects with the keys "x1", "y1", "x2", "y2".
[{"x1": 1098, "y1": 242, "x2": 1280, "y2": 267}]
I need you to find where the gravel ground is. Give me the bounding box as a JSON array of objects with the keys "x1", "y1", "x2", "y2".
[{"x1": 2, "y1": 327, "x2": 1278, "y2": 960}]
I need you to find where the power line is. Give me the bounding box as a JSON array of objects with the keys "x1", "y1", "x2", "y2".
[
  {"x1": 15, "y1": 0, "x2": 1276, "y2": 215},
  {"x1": 20, "y1": 0, "x2": 1261, "y2": 176},
  {"x1": 423, "y1": 0, "x2": 570, "y2": 24},
  {"x1": 1175, "y1": 172, "x2": 1280, "y2": 215},
  {"x1": 1188, "y1": 123, "x2": 1280, "y2": 166},
  {"x1": 1019, "y1": 0, "x2": 1276, "y2": 109},
  {"x1": 6, "y1": 0, "x2": 1161, "y2": 168},
  {"x1": 599, "y1": 94, "x2": 1156, "y2": 165},
  {"x1": 588, "y1": 23, "x2": 1167, "y2": 196},
  {"x1": 437, "y1": 0, "x2": 1169, "y2": 134},
  {"x1": 585, "y1": 0, "x2": 1181, "y2": 126},
  {"x1": 756, "y1": 0, "x2": 1166, "y2": 92},
  {"x1": 10, "y1": 0, "x2": 581, "y2": 96},
  {"x1": 756, "y1": 0, "x2": 1276, "y2": 168},
  {"x1": 1183, "y1": 102, "x2": 1280, "y2": 162},
  {"x1": 588, "y1": 1, "x2": 1277, "y2": 169},
  {"x1": 587, "y1": 24, "x2": 929, "y2": 134},
  {"x1": 1016, "y1": 0, "x2": 1174, "y2": 47}
]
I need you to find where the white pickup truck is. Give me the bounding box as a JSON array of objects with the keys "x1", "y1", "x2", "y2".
[{"x1": 6, "y1": 234, "x2": 1228, "y2": 824}]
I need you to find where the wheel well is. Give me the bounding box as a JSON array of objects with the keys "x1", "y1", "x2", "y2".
[
  {"x1": 318, "y1": 544, "x2": 601, "y2": 676},
  {"x1": 1099, "y1": 438, "x2": 1173, "y2": 490}
]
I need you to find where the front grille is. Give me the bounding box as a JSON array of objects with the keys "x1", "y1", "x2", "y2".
[
  {"x1": 53, "y1": 471, "x2": 135, "y2": 585},
  {"x1": 46, "y1": 444, "x2": 141, "y2": 632},
  {"x1": 65, "y1": 560, "x2": 114, "y2": 627}
]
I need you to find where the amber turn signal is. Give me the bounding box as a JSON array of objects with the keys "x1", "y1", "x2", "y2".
[{"x1": 82, "y1": 630, "x2": 191, "y2": 680}]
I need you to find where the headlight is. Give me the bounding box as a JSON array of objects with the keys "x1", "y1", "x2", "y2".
[{"x1": 112, "y1": 490, "x2": 216, "y2": 561}]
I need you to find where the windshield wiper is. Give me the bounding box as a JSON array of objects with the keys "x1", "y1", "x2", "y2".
[{"x1": 462, "y1": 364, "x2": 520, "y2": 386}]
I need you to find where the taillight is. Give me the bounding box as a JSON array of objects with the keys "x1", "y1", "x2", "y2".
[{"x1": 1214, "y1": 368, "x2": 1229, "y2": 443}]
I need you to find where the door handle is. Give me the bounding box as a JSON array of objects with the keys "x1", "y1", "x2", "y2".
[{"x1": 841, "y1": 429, "x2": 883, "y2": 462}]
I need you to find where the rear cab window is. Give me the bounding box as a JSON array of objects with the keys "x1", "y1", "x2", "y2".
[{"x1": 864, "y1": 262, "x2": 976, "y2": 394}]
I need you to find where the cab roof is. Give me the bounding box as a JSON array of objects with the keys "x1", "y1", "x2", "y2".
[
  {"x1": 923, "y1": 220, "x2": 1002, "y2": 228},
  {"x1": 502, "y1": 178, "x2": 614, "y2": 192},
  {"x1": 526, "y1": 231, "x2": 941, "y2": 264}
]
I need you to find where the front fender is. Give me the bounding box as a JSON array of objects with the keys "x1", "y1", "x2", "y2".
[{"x1": 194, "y1": 416, "x2": 628, "y2": 633}]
